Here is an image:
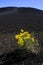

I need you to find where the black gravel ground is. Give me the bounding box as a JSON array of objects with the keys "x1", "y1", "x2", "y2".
[
  {"x1": 0, "y1": 49, "x2": 43, "y2": 65},
  {"x1": 0, "y1": 32, "x2": 43, "y2": 65}
]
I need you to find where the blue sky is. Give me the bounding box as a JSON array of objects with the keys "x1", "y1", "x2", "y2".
[{"x1": 0, "y1": 0, "x2": 43, "y2": 10}]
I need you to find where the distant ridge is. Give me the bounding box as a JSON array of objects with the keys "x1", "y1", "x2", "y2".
[
  {"x1": 0, "y1": 7, "x2": 17, "y2": 14},
  {"x1": 0, "y1": 7, "x2": 43, "y2": 15}
]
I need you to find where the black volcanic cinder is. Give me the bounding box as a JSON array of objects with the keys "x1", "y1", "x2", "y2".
[
  {"x1": 0, "y1": 7, "x2": 43, "y2": 65},
  {"x1": 0, "y1": 7, "x2": 43, "y2": 32}
]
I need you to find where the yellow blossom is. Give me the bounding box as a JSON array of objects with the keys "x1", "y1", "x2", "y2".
[
  {"x1": 24, "y1": 36, "x2": 30, "y2": 40},
  {"x1": 23, "y1": 31, "x2": 29, "y2": 35},
  {"x1": 17, "y1": 38, "x2": 24, "y2": 46},
  {"x1": 20, "y1": 29, "x2": 24, "y2": 32},
  {"x1": 23, "y1": 32, "x2": 31, "y2": 36},
  {"x1": 15, "y1": 34, "x2": 21, "y2": 39},
  {"x1": 20, "y1": 33, "x2": 24, "y2": 36},
  {"x1": 27, "y1": 33, "x2": 31, "y2": 37},
  {"x1": 31, "y1": 37, "x2": 35, "y2": 42}
]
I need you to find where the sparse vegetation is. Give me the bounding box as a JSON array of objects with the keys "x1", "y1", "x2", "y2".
[{"x1": 15, "y1": 29, "x2": 39, "y2": 53}]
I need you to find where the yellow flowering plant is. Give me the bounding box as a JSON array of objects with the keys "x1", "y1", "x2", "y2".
[{"x1": 15, "y1": 29, "x2": 39, "y2": 53}]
